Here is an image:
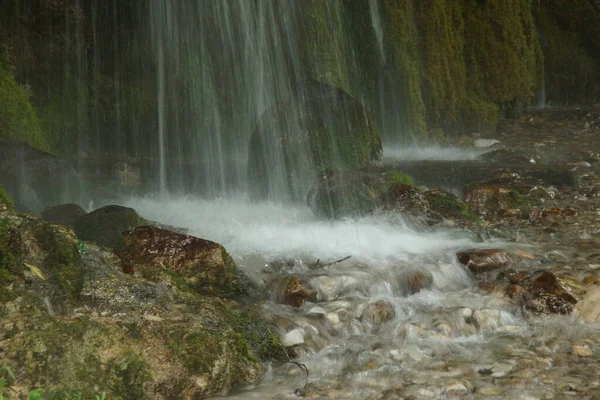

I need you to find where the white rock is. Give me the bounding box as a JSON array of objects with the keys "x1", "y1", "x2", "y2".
[
  {"x1": 307, "y1": 306, "x2": 327, "y2": 316},
  {"x1": 474, "y1": 309, "x2": 501, "y2": 332},
  {"x1": 326, "y1": 312, "x2": 340, "y2": 325},
  {"x1": 282, "y1": 328, "x2": 305, "y2": 347},
  {"x1": 576, "y1": 286, "x2": 600, "y2": 323},
  {"x1": 474, "y1": 138, "x2": 501, "y2": 148},
  {"x1": 457, "y1": 307, "x2": 473, "y2": 318},
  {"x1": 309, "y1": 275, "x2": 359, "y2": 301},
  {"x1": 445, "y1": 382, "x2": 468, "y2": 396}
]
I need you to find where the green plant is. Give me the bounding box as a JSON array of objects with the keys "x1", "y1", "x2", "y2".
[{"x1": 27, "y1": 389, "x2": 44, "y2": 400}]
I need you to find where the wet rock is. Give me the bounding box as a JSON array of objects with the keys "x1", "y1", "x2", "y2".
[
  {"x1": 456, "y1": 248, "x2": 512, "y2": 273},
  {"x1": 307, "y1": 169, "x2": 378, "y2": 219},
  {"x1": 248, "y1": 80, "x2": 382, "y2": 201},
  {"x1": 401, "y1": 271, "x2": 433, "y2": 294},
  {"x1": 424, "y1": 189, "x2": 475, "y2": 221},
  {"x1": 118, "y1": 225, "x2": 249, "y2": 297},
  {"x1": 523, "y1": 272, "x2": 578, "y2": 315},
  {"x1": 474, "y1": 138, "x2": 501, "y2": 148},
  {"x1": 41, "y1": 203, "x2": 88, "y2": 226},
  {"x1": 479, "y1": 148, "x2": 533, "y2": 164},
  {"x1": 378, "y1": 184, "x2": 430, "y2": 218},
  {"x1": 275, "y1": 275, "x2": 317, "y2": 307},
  {"x1": 310, "y1": 274, "x2": 360, "y2": 301},
  {"x1": 576, "y1": 286, "x2": 600, "y2": 323},
  {"x1": 445, "y1": 381, "x2": 469, "y2": 396},
  {"x1": 361, "y1": 300, "x2": 395, "y2": 325},
  {"x1": 73, "y1": 205, "x2": 146, "y2": 249},
  {"x1": 282, "y1": 328, "x2": 305, "y2": 347},
  {"x1": 572, "y1": 345, "x2": 592, "y2": 357},
  {"x1": 465, "y1": 184, "x2": 530, "y2": 217},
  {"x1": 474, "y1": 309, "x2": 501, "y2": 332}
]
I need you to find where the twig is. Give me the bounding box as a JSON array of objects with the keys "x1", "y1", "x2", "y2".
[
  {"x1": 323, "y1": 255, "x2": 351, "y2": 267},
  {"x1": 283, "y1": 346, "x2": 309, "y2": 379},
  {"x1": 312, "y1": 259, "x2": 320, "y2": 269}
]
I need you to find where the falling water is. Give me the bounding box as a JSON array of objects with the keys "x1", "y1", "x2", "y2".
[{"x1": 368, "y1": 0, "x2": 386, "y2": 63}]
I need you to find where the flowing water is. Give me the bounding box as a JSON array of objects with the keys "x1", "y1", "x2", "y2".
[{"x1": 122, "y1": 195, "x2": 597, "y2": 399}]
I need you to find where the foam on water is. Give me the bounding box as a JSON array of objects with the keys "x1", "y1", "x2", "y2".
[
  {"x1": 124, "y1": 195, "x2": 476, "y2": 267},
  {"x1": 383, "y1": 145, "x2": 489, "y2": 161}
]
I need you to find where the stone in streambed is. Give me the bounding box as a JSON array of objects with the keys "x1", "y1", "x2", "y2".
[
  {"x1": 523, "y1": 271, "x2": 578, "y2": 315},
  {"x1": 576, "y1": 286, "x2": 600, "y2": 323},
  {"x1": 456, "y1": 248, "x2": 512, "y2": 274},
  {"x1": 118, "y1": 225, "x2": 249, "y2": 297},
  {"x1": 73, "y1": 205, "x2": 146, "y2": 249},
  {"x1": 361, "y1": 300, "x2": 395, "y2": 325},
  {"x1": 275, "y1": 275, "x2": 317, "y2": 307}
]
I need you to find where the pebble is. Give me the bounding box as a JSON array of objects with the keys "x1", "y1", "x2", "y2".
[
  {"x1": 571, "y1": 345, "x2": 592, "y2": 357},
  {"x1": 282, "y1": 328, "x2": 305, "y2": 347},
  {"x1": 445, "y1": 381, "x2": 468, "y2": 396},
  {"x1": 478, "y1": 386, "x2": 501, "y2": 395}
]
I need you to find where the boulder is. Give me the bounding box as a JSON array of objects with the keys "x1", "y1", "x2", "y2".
[
  {"x1": 378, "y1": 184, "x2": 430, "y2": 218},
  {"x1": 0, "y1": 214, "x2": 282, "y2": 398},
  {"x1": 456, "y1": 248, "x2": 512, "y2": 274},
  {"x1": 576, "y1": 286, "x2": 600, "y2": 323},
  {"x1": 424, "y1": 189, "x2": 476, "y2": 221},
  {"x1": 118, "y1": 225, "x2": 249, "y2": 297},
  {"x1": 523, "y1": 271, "x2": 578, "y2": 315},
  {"x1": 73, "y1": 205, "x2": 146, "y2": 249},
  {"x1": 275, "y1": 275, "x2": 317, "y2": 308},
  {"x1": 248, "y1": 80, "x2": 382, "y2": 201},
  {"x1": 41, "y1": 203, "x2": 87, "y2": 226}
]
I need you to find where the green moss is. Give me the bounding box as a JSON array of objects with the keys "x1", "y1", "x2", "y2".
[
  {"x1": 298, "y1": 0, "x2": 350, "y2": 91},
  {"x1": 425, "y1": 190, "x2": 479, "y2": 221},
  {"x1": 0, "y1": 187, "x2": 14, "y2": 212},
  {"x1": 106, "y1": 352, "x2": 151, "y2": 400},
  {"x1": 0, "y1": 63, "x2": 48, "y2": 151},
  {"x1": 534, "y1": 0, "x2": 600, "y2": 104},
  {"x1": 225, "y1": 310, "x2": 285, "y2": 361},
  {"x1": 386, "y1": 170, "x2": 414, "y2": 186},
  {"x1": 382, "y1": 0, "x2": 428, "y2": 138}
]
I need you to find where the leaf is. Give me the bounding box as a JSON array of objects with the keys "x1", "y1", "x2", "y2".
[{"x1": 24, "y1": 263, "x2": 46, "y2": 280}]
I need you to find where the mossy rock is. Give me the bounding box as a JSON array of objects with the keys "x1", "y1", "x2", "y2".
[
  {"x1": 0, "y1": 63, "x2": 48, "y2": 151},
  {"x1": 73, "y1": 205, "x2": 147, "y2": 250},
  {"x1": 248, "y1": 80, "x2": 382, "y2": 201},
  {"x1": 424, "y1": 189, "x2": 478, "y2": 221},
  {"x1": 118, "y1": 225, "x2": 251, "y2": 297}
]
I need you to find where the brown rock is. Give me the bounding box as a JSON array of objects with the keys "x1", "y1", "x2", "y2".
[
  {"x1": 402, "y1": 271, "x2": 433, "y2": 294},
  {"x1": 524, "y1": 272, "x2": 578, "y2": 315},
  {"x1": 118, "y1": 225, "x2": 247, "y2": 297},
  {"x1": 379, "y1": 184, "x2": 430, "y2": 217},
  {"x1": 362, "y1": 300, "x2": 395, "y2": 325},
  {"x1": 456, "y1": 248, "x2": 512, "y2": 274},
  {"x1": 505, "y1": 284, "x2": 526, "y2": 300},
  {"x1": 275, "y1": 275, "x2": 317, "y2": 308}
]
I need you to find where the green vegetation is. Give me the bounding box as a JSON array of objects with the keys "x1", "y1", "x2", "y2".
[
  {"x1": 0, "y1": 63, "x2": 48, "y2": 151},
  {"x1": 0, "y1": 187, "x2": 14, "y2": 212},
  {"x1": 386, "y1": 170, "x2": 414, "y2": 187}
]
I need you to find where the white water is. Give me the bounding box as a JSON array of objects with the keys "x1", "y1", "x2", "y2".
[
  {"x1": 124, "y1": 196, "x2": 477, "y2": 266},
  {"x1": 383, "y1": 146, "x2": 490, "y2": 161}
]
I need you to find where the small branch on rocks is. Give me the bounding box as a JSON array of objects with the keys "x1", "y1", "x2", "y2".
[
  {"x1": 323, "y1": 255, "x2": 351, "y2": 267},
  {"x1": 310, "y1": 255, "x2": 351, "y2": 269},
  {"x1": 283, "y1": 346, "x2": 309, "y2": 379}
]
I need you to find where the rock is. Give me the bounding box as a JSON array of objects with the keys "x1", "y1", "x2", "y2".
[
  {"x1": 0, "y1": 216, "x2": 282, "y2": 399},
  {"x1": 248, "y1": 80, "x2": 382, "y2": 201},
  {"x1": 310, "y1": 275, "x2": 360, "y2": 301},
  {"x1": 118, "y1": 225, "x2": 249, "y2": 297},
  {"x1": 424, "y1": 189, "x2": 475, "y2": 221},
  {"x1": 479, "y1": 148, "x2": 532, "y2": 164},
  {"x1": 445, "y1": 381, "x2": 469, "y2": 396},
  {"x1": 361, "y1": 300, "x2": 395, "y2": 325},
  {"x1": 465, "y1": 184, "x2": 530, "y2": 217},
  {"x1": 572, "y1": 345, "x2": 592, "y2": 357},
  {"x1": 275, "y1": 275, "x2": 317, "y2": 307},
  {"x1": 379, "y1": 184, "x2": 430, "y2": 218},
  {"x1": 576, "y1": 286, "x2": 600, "y2": 323},
  {"x1": 456, "y1": 248, "x2": 512, "y2": 274},
  {"x1": 474, "y1": 139, "x2": 501, "y2": 148},
  {"x1": 41, "y1": 203, "x2": 88, "y2": 226},
  {"x1": 306, "y1": 168, "x2": 378, "y2": 219},
  {"x1": 0, "y1": 139, "x2": 80, "y2": 214},
  {"x1": 401, "y1": 271, "x2": 433, "y2": 294},
  {"x1": 73, "y1": 205, "x2": 147, "y2": 249},
  {"x1": 282, "y1": 328, "x2": 305, "y2": 347},
  {"x1": 523, "y1": 271, "x2": 578, "y2": 315},
  {"x1": 473, "y1": 309, "x2": 501, "y2": 332}
]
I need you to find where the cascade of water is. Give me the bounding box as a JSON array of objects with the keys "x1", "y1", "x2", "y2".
[{"x1": 368, "y1": 0, "x2": 386, "y2": 63}]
